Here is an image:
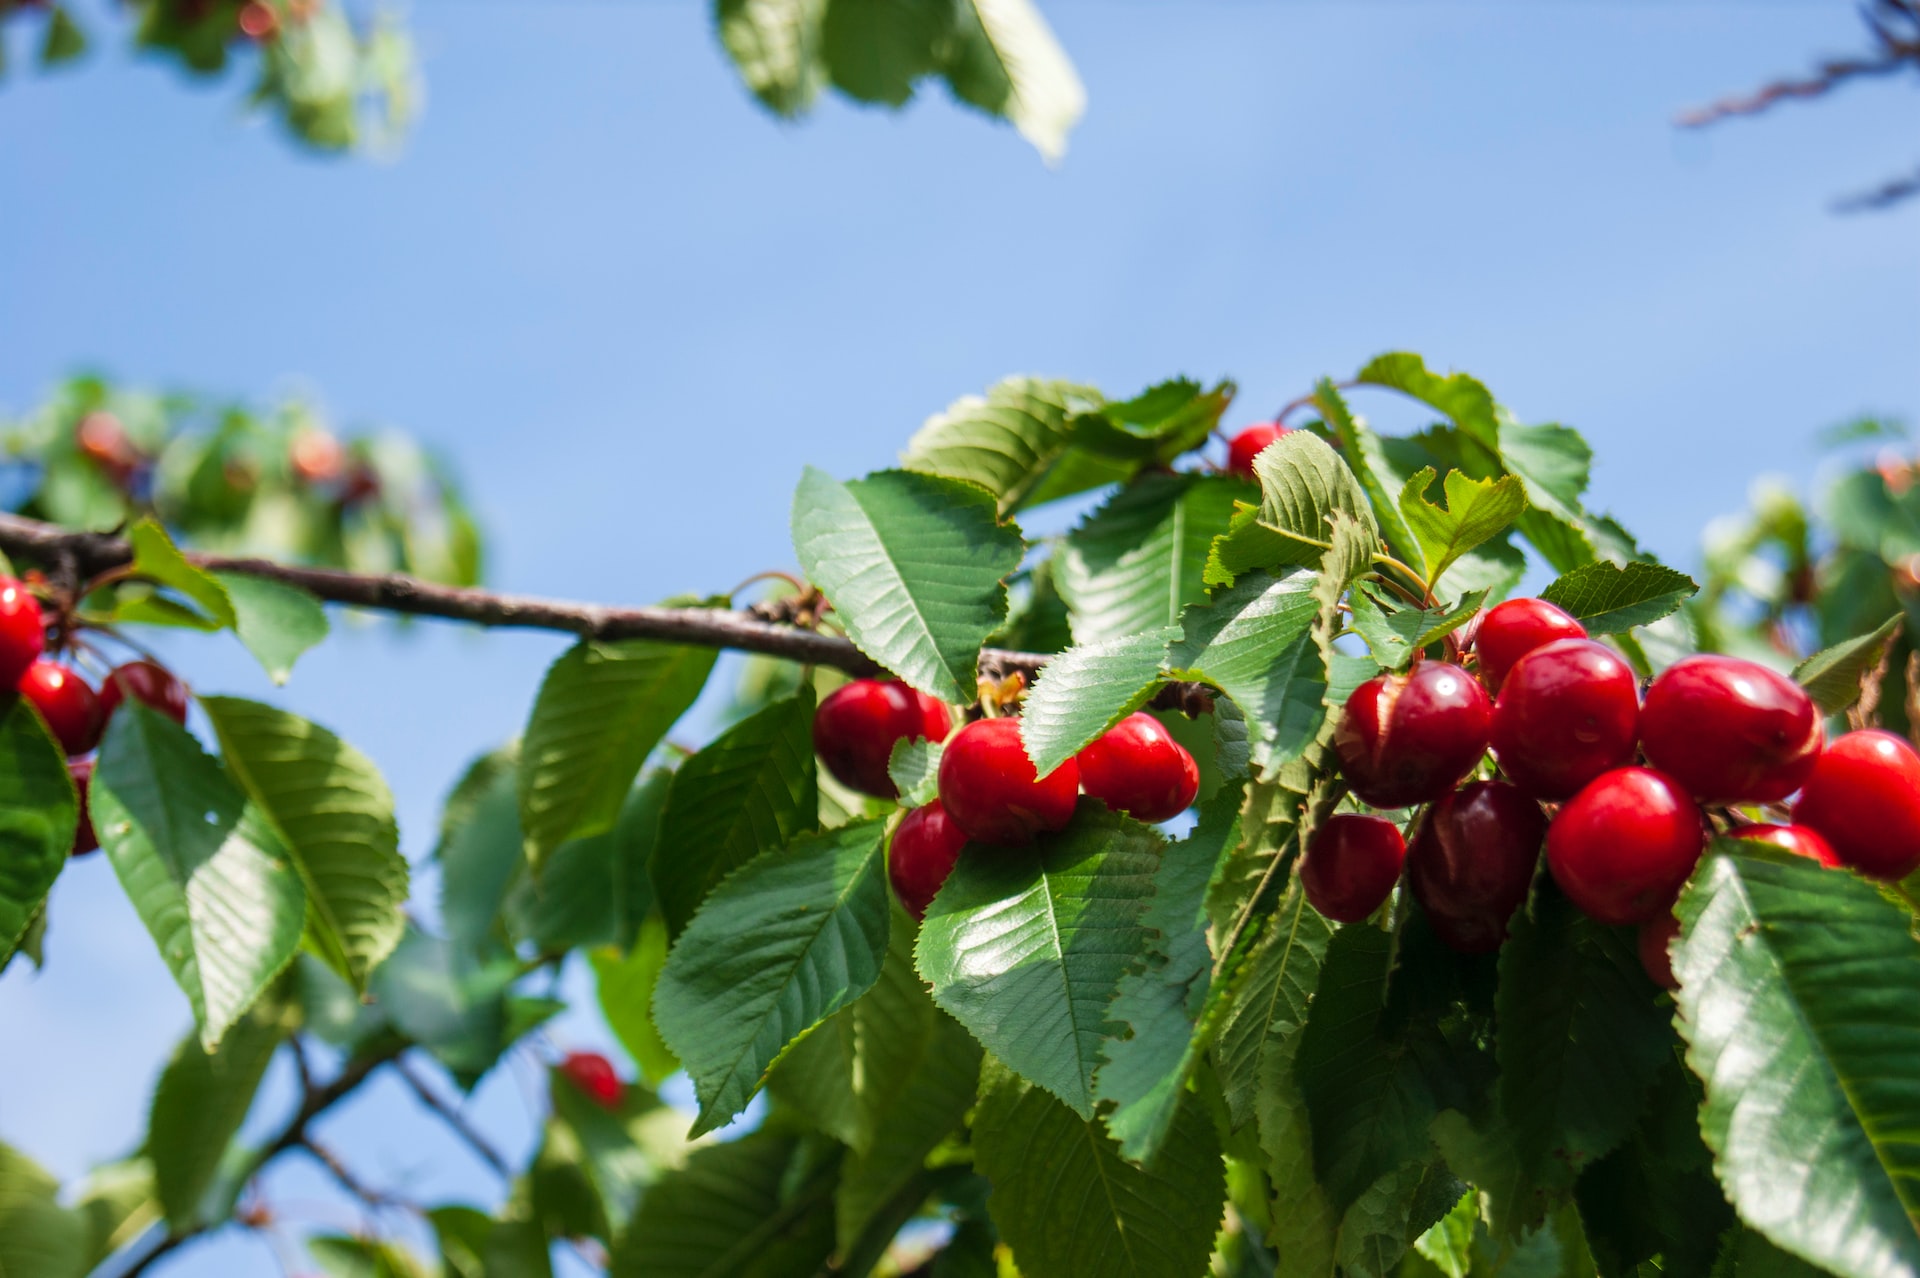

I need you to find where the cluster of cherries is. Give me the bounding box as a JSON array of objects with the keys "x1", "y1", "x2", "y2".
[
  {"x1": 0, "y1": 577, "x2": 191, "y2": 856},
  {"x1": 1300, "y1": 596, "x2": 1920, "y2": 985},
  {"x1": 813, "y1": 680, "x2": 1200, "y2": 919}
]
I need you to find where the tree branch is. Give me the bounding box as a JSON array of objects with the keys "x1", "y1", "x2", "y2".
[{"x1": 394, "y1": 1057, "x2": 511, "y2": 1177}]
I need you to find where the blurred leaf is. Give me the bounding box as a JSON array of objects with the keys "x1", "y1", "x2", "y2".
[
  {"x1": 1399, "y1": 468, "x2": 1528, "y2": 584},
  {"x1": 548, "y1": 1067, "x2": 686, "y2": 1237},
  {"x1": 309, "y1": 1236, "x2": 435, "y2": 1278},
  {"x1": 887, "y1": 736, "x2": 944, "y2": 808},
  {"x1": 72, "y1": 1160, "x2": 161, "y2": 1272},
  {"x1": 943, "y1": 0, "x2": 1086, "y2": 162},
  {"x1": 1020, "y1": 626, "x2": 1177, "y2": 776},
  {"x1": 1793, "y1": 614, "x2": 1903, "y2": 715},
  {"x1": 0, "y1": 698, "x2": 79, "y2": 969},
  {"x1": 1539, "y1": 562, "x2": 1698, "y2": 635},
  {"x1": 611, "y1": 1131, "x2": 838, "y2": 1278},
  {"x1": 369, "y1": 929, "x2": 518, "y2": 1090},
  {"x1": 430, "y1": 1206, "x2": 554, "y2": 1278},
  {"x1": 39, "y1": 6, "x2": 88, "y2": 66},
  {"x1": 1058, "y1": 473, "x2": 1248, "y2": 643},
  {"x1": 717, "y1": 0, "x2": 827, "y2": 116},
  {"x1": 211, "y1": 572, "x2": 329, "y2": 684},
  {"x1": 0, "y1": 1142, "x2": 86, "y2": 1278},
  {"x1": 593, "y1": 917, "x2": 679, "y2": 1086},
  {"x1": 1167, "y1": 569, "x2": 1326, "y2": 777},
  {"x1": 437, "y1": 763, "x2": 523, "y2": 955}
]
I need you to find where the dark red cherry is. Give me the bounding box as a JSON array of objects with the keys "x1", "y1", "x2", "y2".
[
  {"x1": 1405, "y1": 779, "x2": 1547, "y2": 954},
  {"x1": 559, "y1": 1051, "x2": 624, "y2": 1110},
  {"x1": 99, "y1": 661, "x2": 190, "y2": 726},
  {"x1": 70, "y1": 757, "x2": 97, "y2": 857},
  {"x1": 1547, "y1": 767, "x2": 1706, "y2": 926},
  {"x1": 1300, "y1": 814, "x2": 1406, "y2": 923},
  {"x1": 1490, "y1": 638, "x2": 1639, "y2": 800},
  {"x1": 889, "y1": 801, "x2": 970, "y2": 920},
  {"x1": 1334, "y1": 661, "x2": 1491, "y2": 808},
  {"x1": 1638, "y1": 913, "x2": 1680, "y2": 990},
  {"x1": 1076, "y1": 713, "x2": 1200, "y2": 823},
  {"x1": 18, "y1": 661, "x2": 102, "y2": 757},
  {"x1": 1640, "y1": 655, "x2": 1821, "y2": 803},
  {"x1": 812, "y1": 678, "x2": 952, "y2": 799},
  {"x1": 1226, "y1": 422, "x2": 1290, "y2": 479},
  {"x1": 0, "y1": 579, "x2": 45, "y2": 690},
  {"x1": 936, "y1": 718, "x2": 1079, "y2": 845},
  {"x1": 1734, "y1": 823, "x2": 1841, "y2": 869},
  {"x1": 1793, "y1": 731, "x2": 1920, "y2": 880},
  {"x1": 1472, "y1": 597, "x2": 1586, "y2": 692}
]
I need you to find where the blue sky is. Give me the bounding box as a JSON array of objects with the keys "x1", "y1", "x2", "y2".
[{"x1": 0, "y1": 2, "x2": 1916, "y2": 1273}]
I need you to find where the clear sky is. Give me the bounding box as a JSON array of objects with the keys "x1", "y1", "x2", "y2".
[{"x1": 1, "y1": 2, "x2": 1916, "y2": 1273}]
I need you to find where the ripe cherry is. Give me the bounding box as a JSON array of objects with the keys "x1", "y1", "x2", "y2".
[
  {"x1": 1792, "y1": 730, "x2": 1920, "y2": 880},
  {"x1": 1076, "y1": 712, "x2": 1199, "y2": 823},
  {"x1": 1334, "y1": 661, "x2": 1490, "y2": 809},
  {"x1": 936, "y1": 717, "x2": 1079, "y2": 845},
  {"x1": 889, "y1": 801, "x2": 970, "y2": 920},
  {"x1": 99, "y1": 661, "x2": 191, "y2": 726},
  {"x1": 558, "y1": 1051, "x2": 624, "y2": 1110},
  {"x1": 1489, "y1": 638, "x2": 1639, "y2": 800},
  {"x1": 1734, "y1": 823, "x2": 1841, "y2": 869},
  {"x1": 1300, "y1": 814, "x2": 1405, "y2": 923},
  {"x1": 1639, "y1": 655, "x2": 1821, "y2": 803},
  {"x1": 1638, "y1": 913, "x2": 1680, "y2": 990},
  {"x1": 289, "y1": 429, "x2": 344, "y2": 485},
  {"x1": 1225, "y1": 422, "x2": 1290, "y2": 479},
  {"x1": 237, "y1": 0, "x2": 278, "y2": 40},
  {"x1": 1547, "y1": 767, "x2": 1706, "y2": 926},
  {"x1": 1405, "y1": 779, "x2": 1547, "y2": 954},
  {"x1": 812, "y1": 678, "x2": 952, "y2": 798},
  {"x1": 18, "y1": 661, "x2": 102, "y2": 757},
  {"x1": 0, "y1": 579, "x2": 45, "y2": 690},
  {"x1": 70, "y1": 758, "x2": 97, "y2": 857},
  {"x1": 1472, "y1": 597, "x2": 1586, "y2": 692}
]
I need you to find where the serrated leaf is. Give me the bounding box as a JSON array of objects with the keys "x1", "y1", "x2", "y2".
[
  {"x1": 1098, "y1": 377, "x2": 1235, "y2": 455},
  {"x1": 1020, "y1": 626, "x2": 1177, "y2": 776},
  {"x1": 210, "y1": 572, "x2": 329, "y2": 684},
  {"x1": 127, "y1": 518, "x2": 235, "y2": 628},
  {"x1": 201, "y1": 696, "x2": 408, "y2": 992},
  {"x1": 1058, "y1": 473, "x2": 1249, "y2": 643},
  {"x1": 1251, "y1": 431, "x2": 1379, "y2": 566},
  {"x1": 793, "y1": 468, "x2": 1024, "y2": 703},
  {"x1": 1346, "y1": 588, "x2": 1488, "y2": 671},
  {"x1": 1168, "y1": 570, "x2": 1326, "y2": 778},
  {"x1": 1414, "y1": 1193, "x2": 1477, "y2": 1278},
  {"x1": 1794, "y1": 614, "x2": 1904, "y2": 715},
  {"x1": 1399, "y1": 468, "x2": 1528, "y2": 584},
  {"x1": 1319, "y1": 380, "x2": 1425, "y2": 573},
  {"x1": 611, "y1": 1131, "x2": 837, "y2": 1278},
  {"x1": 1216, "y1": 878, "x2": 1335, "y2": 1134},
  {"x1": 1337, "y1": 1162, "x2": 1447, "y2": 1278},
  {"x1": 593, "y1": 916, "x2": 679, "y2": 1086},
  {"x1": 0, "y1": 697, "x2": 78, "y2": 969},
  {"x1": 1672, "y1": 844, "x2": 1920, "y2": 1278},
  {"x1": 886, "y1": 736, "x2": 944, "y2": 808},
  {"x1": 0, "y1": 1141, "x2": 86, "y2": 1278},
  {"x1": 94, "y1": 704, "x2": 306, "y2": 1051},
  {"x1": 945, "y1": 0, "x2": 1085, "y2": 162},
  {"x1": 518, "y1": 638, "x2": 715, "y2": 870},
  {"x1": 974, "y1": 1059, "x2": 1225, "y2": 1278},
  {"x1": 654, "y1": 819, "x2": 891, "y2": 1136},
  {"x1": 1538, "y1": 561, "x2": 1699, "y2": 635},
  {"x1": 1205, "y1": 501, "x2": 1294, "y2": 588},
  {"x1": 651, "y1": 690, "x2": 817, "y2": 938},
  {"x1": 901, "y1": 376, "x2": 1113, "y2": 514},
  {"x1": 1355, "y1": 354, "x2": 1502, "y2": 450},
  {"x1": 916, "y1": 801, "x2": 1161, "y2": 1117}
]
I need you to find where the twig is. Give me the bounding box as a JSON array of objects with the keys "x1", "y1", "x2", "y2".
[
  {"x1": 298, "y1": 1136, "x2": 416, "y2": 1214},
  {"x1": 394, "y1": 1057, "x2": 511, "y2": 1177}
]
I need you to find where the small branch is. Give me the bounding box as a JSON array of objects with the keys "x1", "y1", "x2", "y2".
[
  {"x1": 298, "y1": 1137, "x2": 417, "y2": 1214},
  {"x1": 394, "y1": 1057, "x2": 511, "y2": 1177},
  {"x1": 1675, "y1": 44, "x2": 1917, "y2": 128}
]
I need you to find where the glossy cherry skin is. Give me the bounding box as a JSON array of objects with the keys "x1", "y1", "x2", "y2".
[
  {"x1": 1640, "y1": 655, "x2": 1821, "y2": 803},
  {"x1": 99, "y1": 661, "x2": 190, "y2": 726},
  {"x1": 1638, "y1": 913, "x2": 1681, "y2": 990},
  {"x1": 559, "y1": 1051, "x2": 624, "y2": 1110},
  {"x1": 1490, "y1": 638, "x2": 1640, "y2": 800},
  {"x1": 1225, "y1": 422, "x2": 1290, "y2": 479},
  {"x1": 1472, "y1": 597, "x2": 1587, "y2": 692},
  {"x1": 812, "y1": 678, "x2": 951, "y2": 799},
  {"x1": 937, "y1": 718, "x2": 1079, "y2": 845},
  {"x1": 1334, "y1": 661, "x2": 1491, "y2": 809},
  {"x1": 70, "y1": 757, "x2": 98, "y2": 857},
  {"x1": 0, "y1": 578, "x2": 45, "y2": 690},
  {"x1": 889, "y1": 801, "x2": 970, "y2": 920},
  {"x1": 1735, "y1": 823, "x2": 1841, "y2": 869},
  {"x1": 1793, "y1": 730, "x2": 1920, "y2": 880},
  {"x1": 1076, "y1": 713, "x2": 1200, "y2": 823},
  {"x1": 1547, "y1": 768, "x2": 1706, "y2": 926},
  {"x1": 18, "y1": 661, "x2": 102, "y2": 757},
  {"x1": 1406, "y1": 779, "x2": 1548, "y2": 954},
  {"x1": 1300, "y1": 814, "x2": 1406, "y2": 923}
]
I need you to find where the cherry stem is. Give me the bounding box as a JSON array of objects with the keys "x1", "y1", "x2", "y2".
[
  {"x1": 728, "y1": 569, "x2": 807, "y2": 601},
  {"x1": 1371, "y1": 553, "x2": 1435, "y2": 606}
]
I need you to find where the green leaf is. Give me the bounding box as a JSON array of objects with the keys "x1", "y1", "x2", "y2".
[
  {"x1": 1539, "y1": 562, "x2": 1699, "y2": 635},
  {"x1": 0, "y1": 1142, "x2": 87, "y2": 1278},
  {"x1": 1096, "y1": 377, "x2": 1236, "y2": 459},
  {"x1": 901, "y1": 376, "x2": 1109, "y2": 514},
  {"x1": 437, "y1": 761, "x2": 523, "y2": 954},
  {"x1": 1319, "y1": 380, "x2": 1425, "y2": 573},
  {"x1": 651, "y1": 690, "x2": 817, "y2": 938},
  {"x1": 1399, "y1": 468, "x2": 1528, "y2": 584},
  {"x1": 1672, "y1": 843, "x2": 1920, "y2": 1278},
  {"x1": 611, "y1": 1131, "x2": 838, "y2": 1278},
  {"x1": 654, "y1": 819, "x2": 891, "y2": 1136},
  {"x1": 917, "y1": 801, "x2": 1161, "y2": 1117},
  {"x1": 974, "y1": 1059, "x2": 1226, "y2": 1278},
  {"x1": 716, "y1": 0, "x2": 826, "y2": 116},
  {"x1": 1346, "y1": 588, "x2": 1488, "y2": 671},
  {"x1": 431, "y1": 1205, "x2": 554, "y2": 1278},
  {"x1": 72, "y1": 1160, "x2": 161, "y2": 1273},
  {"x1": 547, "y1": 1068, "x2": 684, "y2": 1237},
  {"x1": 368, "y1": 929, "x2": 519, "y2": 1089},
  {"x1": 1167, "y1": 570, "x2": 1326, "y2": 778},
  {"x1": 309, "y1": 1236, "x2": 434, "y2": 1278},
  {"x1": 201, "y1": 696, "x2": 408, "y2": 991},
  {"x1": 1355, "y1": 354, "x2": 1502, "y2": 450},
  {"x1": 944, "y1": 0, "x2": 1085, "y2": 162},
  {"x1": 1793, "y1": 614, "x2": 1904, "y2": 715},
  {"x1": 886, "y1": 736, "x2": 943, "y2": 808},
  {"x1": 1057, "y1": 473, "x2": 1249, "y2": 643},
  {"x1": 1020, "y1": 626, "x2": 1177, "y2": 776},
  {"x1": 1215, "y1": 878, "x2": 1334, "y2": 1134},
  {"x1": 38, "y1": 5, "x2": 88, "y2": 65},
  {"x1": 593, "y1": 918, "x2": 679, "y2": 1086},
  {"x1": 792, "y1": 467, "x2": 1024, "y2": 703},
  {"x1": 0, "y1": 697, "x2": 78, "y2": 968},
  {"x1": 1414, "y1": 1193, "x2": 1477, "y2": 1278},
  {"x1": 94, "y1": 704, "x2": 307, "y2": 1051},
  {"x1": 210, "y1": 572, "x2": 329, "y2": 685},
  {"x1": 1251, "y1": 430, "x2": 1379, "y2": 567},
  {"x1": 126, "y1": 518, "x2": 235, "y2": 627},
  {"x1": 518, "y1": 638, "x2": 716, "y2": 870}
]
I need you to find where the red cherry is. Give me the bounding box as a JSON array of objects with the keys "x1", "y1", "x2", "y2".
[
  {"x1": 289, "y1": 429, "x2": 344, "y2": 485},
  {"x1": 98, "y1": 661, "x2": 191, "y2": 726},
  {"x1": 1225, "y1": 422, "x2": 1290, "y2": 479},
  {"x1": 889, "y1": 801, "x2": 970, "y2": 920},
  {"x1": 18, "y1": 661, "x2": 102, "y2": 757},
  {"x1": 237, "y1": 0, "x2": 278, "y2": 40},
  {"x1": 1489, "y1": 638, "x2": 1639, "y2": 800},
  {"x1": 1547, "y1": 768, "x2": 1706, "y2": 926},
  {"x1": 812, "y1": 678, "x2": 952, "y2": 798},
  {"x1": 1472, "y1": 598, "x2": 1586, "y2": 692},
  {"x1": 0, "y1": 579, "x2": 45, "y2": 690},
  {"x1": 1793, "y1": 730, "x2": 1920, "y2": 880},
  {"x1": 1405, "y1": 779, "x2": 1547, "y2": 954},
  {"x1": 936, "y1": 718, "x2": 1079, "y2": 845},
  {"x1": 70, "y1": 757, "x2": 97, "y2": 857},
  {"x1": 1639, "y1": 656, "x2": 1821, "y2": 803},
  {"x1": 1076, "y1": 712, "x2": 1200, "y2": 823},
  {"x1": 1638, "y1": 913, "x2": 1680, "y2": 990},
  {"x1": 1300, "y1": 814, "x2": 1405, "y2": 923},
  {"x1": 1734, "y1": 823, "x2": 1841, "y2": 869},
  {"x1": 558, "y1": 1051, "x2": 624, "y2": 1110},
  {"x1": 1334, "y1": 661, "x2": 1491, "y2": 809}
]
